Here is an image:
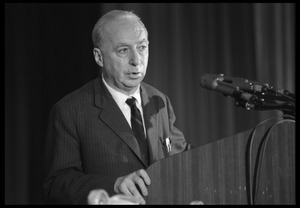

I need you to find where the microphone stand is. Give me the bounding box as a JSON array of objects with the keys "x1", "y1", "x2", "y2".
[{"x1": 233, "y1": 87, "x2": 295, "y2": 117}]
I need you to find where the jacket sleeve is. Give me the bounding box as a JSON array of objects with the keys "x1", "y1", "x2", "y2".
[{"x1": 43, "y1": 103, "x2": 116, "y2": 204}]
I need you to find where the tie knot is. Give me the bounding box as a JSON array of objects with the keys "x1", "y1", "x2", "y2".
[{"x1": 126, "y1": 97, "x2": 136, "y2": 107}]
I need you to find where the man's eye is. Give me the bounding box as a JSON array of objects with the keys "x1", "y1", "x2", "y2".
[
  {"x1": 138, "y1": 45, "x2": 147, "y2": 51},
  {"x1": 118, "y1": 48, "x2": 128, "y2": 54}
]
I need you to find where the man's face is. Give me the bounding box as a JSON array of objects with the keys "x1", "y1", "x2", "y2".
[{"x1": 97, "y1": 17, "x2": 149, "y2": 95}]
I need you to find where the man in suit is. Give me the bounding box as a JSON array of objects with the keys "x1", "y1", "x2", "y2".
[{"x1": 43, "y1": 10, "x2": 192, "y2": 204}]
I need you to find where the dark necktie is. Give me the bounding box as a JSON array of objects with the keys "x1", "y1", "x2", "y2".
[{"x1": 126, "y1": 97, "x2": 149, "y2": 166}]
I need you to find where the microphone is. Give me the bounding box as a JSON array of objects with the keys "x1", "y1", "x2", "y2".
[
  {"x1": 200, "y1": 73, "x2": 270, "y2": 95},
  {"x1": 200, "y1": 73, "x2": 234, "y2": 95},
  {"x1": 199, "y1": 73, "x2": 260, "y2": 108},
  {"x1": 200, "y1": 73, "x2": 295, "y2": 114}
]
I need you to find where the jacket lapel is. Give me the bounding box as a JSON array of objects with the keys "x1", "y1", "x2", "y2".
[
  {"x1": 140, "y1": 84, "x2": 165, "y2": 164},
  {"x1": 93, "y1": 77, "x2": 148, "y2": 167}
]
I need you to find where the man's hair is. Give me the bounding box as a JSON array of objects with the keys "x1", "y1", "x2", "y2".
[{"x1": 92, "y1": 10, "x2": 148, "y2": 49}]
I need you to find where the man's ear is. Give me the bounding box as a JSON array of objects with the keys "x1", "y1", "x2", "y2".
[{"x1": 93, "y1": 48, "x2": 104, "y2": 67}]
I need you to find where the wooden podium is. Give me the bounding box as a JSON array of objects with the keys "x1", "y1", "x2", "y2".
[{"x1": 145, "y1": 119, "x2": 295, "y2": 204}]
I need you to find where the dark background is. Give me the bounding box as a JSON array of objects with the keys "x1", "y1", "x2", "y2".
[{"x1": 5, "y1": 3, "x2": 295, "y2": 204}]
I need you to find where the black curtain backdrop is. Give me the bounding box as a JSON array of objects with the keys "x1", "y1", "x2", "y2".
[{"x1": 5, "y1": 3, "x2": 295, "y2": 204}]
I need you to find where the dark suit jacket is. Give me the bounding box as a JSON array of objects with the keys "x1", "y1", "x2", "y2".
[{"x1": 43, "y1": 76, "x2": 190, "y2": 204}]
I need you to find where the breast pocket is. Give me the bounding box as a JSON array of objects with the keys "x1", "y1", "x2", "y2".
[{"x1": 159, "y1": 136, "x2": 172, "y2": 157}]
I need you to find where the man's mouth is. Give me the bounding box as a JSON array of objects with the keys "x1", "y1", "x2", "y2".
[
  {"x1": 128, "y1": 72, "x2": 143, "y2": 78},
  {"x1": 131, "y1": 72, "x2": 140, "y2": 75}
]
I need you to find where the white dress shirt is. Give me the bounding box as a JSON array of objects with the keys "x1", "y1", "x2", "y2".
[{"x1": 102, "y1": 76, "x2": 146, "y2": 136}]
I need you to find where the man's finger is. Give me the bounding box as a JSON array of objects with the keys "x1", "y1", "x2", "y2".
[
  {"x1": 119, "y1": 182, "x2": 133, "y2": 196},
  {"x1": 136, "y1": 169, "x2": 151, "y2": 185},
  {"x1": 128, "y1": 185, "x2": 142, "y2": 198},
  {"x1": 119, "y1": 179, "x2": 145, "y2": 204},
  {"x1": 134, "y1": 175, "x2": 148, "y2": 196},
  {"x1": 129, "y1": 188, "x2": 145, "y2": 205}
]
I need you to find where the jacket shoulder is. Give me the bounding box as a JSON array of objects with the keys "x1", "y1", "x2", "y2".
[
  {"x1": 53, "y1": 78, "x2": 97, "y2": 110},
  {"x1": 141, "y1": 82, "x2": 167, "y2": 98}
]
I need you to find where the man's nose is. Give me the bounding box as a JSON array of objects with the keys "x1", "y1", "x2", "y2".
[{"x1": 129, "y1": 49, "x2": 140, "y2": 67}]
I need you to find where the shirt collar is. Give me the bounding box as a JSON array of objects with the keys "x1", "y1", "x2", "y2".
[{"x1": 102, "y1": 74, "x2": 142, "y2": 106}]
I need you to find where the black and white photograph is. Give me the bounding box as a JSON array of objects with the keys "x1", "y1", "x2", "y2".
[{"x1": 5, "y1": 3, "x2": 295, "y2": 204}]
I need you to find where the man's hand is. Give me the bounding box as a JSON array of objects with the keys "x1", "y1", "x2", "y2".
[{"x1": 114, "y1": 169, "x2": 151, "y2": 205}]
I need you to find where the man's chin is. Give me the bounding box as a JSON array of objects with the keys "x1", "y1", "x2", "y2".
[
  {"x1": 128, "y1": 76, "x2": 144, "y2": 85},
  {"x1": 123, "y1": 81, "x2": 142, "y2": 92}
]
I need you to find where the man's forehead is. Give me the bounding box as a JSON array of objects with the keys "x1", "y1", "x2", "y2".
[
  {"x1": 104, "y1": 17, "x2": 148, "y2": 46},
  {"x1": 106, "y1": 17, "x2": 146, "y2": 34}
]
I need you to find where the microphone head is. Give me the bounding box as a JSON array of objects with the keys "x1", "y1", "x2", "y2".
[
  {"x1": 200, "y1": 74, "x2": 224, "y2": 90},
  {"x1": 200, "y1": 73, "x2": 236, "y2": 96}
]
